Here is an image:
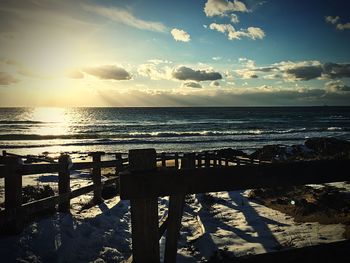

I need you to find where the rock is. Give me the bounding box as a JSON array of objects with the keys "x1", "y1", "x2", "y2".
[
  {"x1": 216, "y1": 148, "x2": 248, "y2": 157},
  {"x1": 304, "y1": 137, "x2": 350, "y2": 158},
  {"x1": 250, "y1": 137, "x2": 350, "y2": 161},
  {"x1": 250, "y1": 144, "x2": 291, "y2": 161}
]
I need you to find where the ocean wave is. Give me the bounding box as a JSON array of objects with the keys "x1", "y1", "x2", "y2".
[
  {"x1": 0, "y1": 120, "x2": 44, "y2": 124},
  {"x1": 0, "y1": 136, "x2": 308, "y2": 149},
  {"x1": 0, "y1": 127, "x2": 345, "y2": 141}
]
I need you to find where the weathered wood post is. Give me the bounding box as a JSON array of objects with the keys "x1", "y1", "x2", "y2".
[
  {"x1": 164, "y1": 153, "x2": 194, "y2": 262},
  {"x1": 161, "y1": 152, "x2": 166, "y2": 167},
  {"x1": 4, "y1": 156, "x2": 23, "y2": 233},
  {"x1": 58, "y1": 154, "x2": 71, "y2": 212},
  {"x1": 197, "y1": 153, "x2": 202, "y2": 168},
  {"x1": 205, "y1": 152, "x2": 210, "y2": 168},
  {"x1": 115, "y1": 153, "x2": 123, "y2": 174},
  {"x1": 90, "y1": 152, "x2": 105, "y2": 204},
  {"x1": 129, "y1": 149, "x2": 159, "y2": 263},
  {"x1": 213, "y1": 152, "x2": 218, "y2": 167},
  {"x1": 174, "y1": 153, "x2": 179, "y2": 169},
  {"x1": 225, "y1": 157, "x2": 229, "y2": 167}
]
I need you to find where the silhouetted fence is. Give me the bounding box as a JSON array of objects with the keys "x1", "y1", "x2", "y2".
[
  {"x1": 0, "y1": 149, "x2": 254, "y2": 234},
  {"x1": 120, "y1": 149, "x2": 350, "y2": 263},
  {"x1": 1, "y1": 149, "x2": 350, "y2": 263}
]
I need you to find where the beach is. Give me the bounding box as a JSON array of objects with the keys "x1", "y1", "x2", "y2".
[{"x1": 1, "y1": 120, "x2": 350, "y2": 261}]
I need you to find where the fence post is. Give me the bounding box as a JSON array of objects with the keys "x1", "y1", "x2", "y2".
[
  {"x1": 205, "y1": 152, "x2": 210, "y2": 167},
  {"x1": 164, "y1": 153, "x2": 194, "y2": 262},
  {"x1": 213, "y1": 153, "x2": 217, "y2": 167},
  {"x1": 58, "y1": 154, "x2": 71, "y2": 213},
  {"x1": 90, "y1": 152, "x2": 105, "y2": 204},
  {"x1": 161, "y1": 152, "x2": 166, "y2": 167},
  {"x1": 115, "y1": 153, "x2": 123, "y2": 174},
  {"x1": 197, "y1": 154, "x2": 202, "y2": 168},
  {"x1": 129, "y1": 149, "x2": 159, "y2": 263},
  {"x1": 4, "y1": 156, "x2": 23, "y2": 233},
  {"x1": 174, "y1": 153, "x2": 179, "y2": 169}
]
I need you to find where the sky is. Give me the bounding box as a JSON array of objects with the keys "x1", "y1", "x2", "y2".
[{"x1": 0, "y1": 0, "x2": 350, "y2": 107}]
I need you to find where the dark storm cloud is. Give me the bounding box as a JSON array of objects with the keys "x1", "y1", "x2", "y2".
[
  {"x1": 285, "y1": 65, "x2": 323, "y2": 81},
  {"x1": 323, "y1": 63, "x2": 350, "y2": 79},
  {"x1": 83, "y1": 65, "x2": 131, "y2": 80},
  {"x1": 172, "y1": 66, "x2": 222, "y2": 82}
]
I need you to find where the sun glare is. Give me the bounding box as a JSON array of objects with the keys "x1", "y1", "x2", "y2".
[{"x1": 30, "y1": 107, "x2": 71, "y2": 135}]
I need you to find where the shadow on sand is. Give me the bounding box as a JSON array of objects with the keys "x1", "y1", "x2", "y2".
[
  {"x1": 190, "y1": 190, "x2": 287, "y2": 260},
  {"x1": 0, "y1": 198, "x2": 131, "y2": 262}
]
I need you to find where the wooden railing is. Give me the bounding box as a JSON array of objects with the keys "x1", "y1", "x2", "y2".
[
  {"x1": 2, "y1": 148, "x2": 349, "y2": 262},
  {"x1": 0, "y1": 149, "x2": 255, "y2": 234},
  {"x1": 119, "y1": 149, "x2": 350, "y2": 263},
  {"x1": 0, "y1": 151, "x2": 128, "y2": 233}
]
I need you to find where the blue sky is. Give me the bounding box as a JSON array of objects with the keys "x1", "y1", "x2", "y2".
[{"x1": 0, "y1": 0, "x2": 350, "y2": 106}]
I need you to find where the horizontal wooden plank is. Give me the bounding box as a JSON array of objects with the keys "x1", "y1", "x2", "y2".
[
  {"x1": 72, "y1": 160, "x2": 121, "y2": 170},
  {"x1": 20, "y1": 163, "x2": 60, "y2": 175},
  {"x1": 119, "y1": 159, "x2": 350, "y2": 199},
  {"x1": 22, "y1": 195, "x2": 62, "y2": 215},
  {"x1": 1, "y1": 177, "x2": 119, "y2": 223},
  {"x1": 4, "y1": 152, "x2": 56, "y2": 163},
  {"x1": 0, "y1": 160, "x2": 124, "y2": 178}
]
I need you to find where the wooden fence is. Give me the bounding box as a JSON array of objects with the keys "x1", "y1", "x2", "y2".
[
  {"x1": 1, "y1": 149, "x2": 350, "y2": 262},
  {"x1": 119, "y1": 149, "x2": 350, "y2": 263},
  {"x1": 0, "y1": 151, "x2": 127, "y2": 233},
  {"x1": 0, "y1": 149, "x2": 250, "y2": 234}
]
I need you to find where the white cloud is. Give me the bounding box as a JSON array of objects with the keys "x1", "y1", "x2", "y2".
[
  {"x1": 231, "y1": 14, "x2": 239, "y2": 23},
  {"x1": 336, "y1": 22, "x2": 350, "y2": 30},
  {"x1": 209, "y1": 23, "x2": 265, "y2": 40},
  {"x1": 236, "y1": 69, "x2": 258, "y2": 79},
  {"x1": 209, "y1": 23, "x2": 233, "y2": 33},
  {"x1": 137, "y1": 63, "x2": 172, "y2": 80},
  {"x1": 171, "y1": 28, "x2": 191, "y2": 42},
  {"x1": 212, "y1": 56, "x2": 222, "y2": 61},
  {"x1": 325, "y1": 80, "x2": 350, "y2": 93},
  {"x1": 263, "y1": 73, "x2": 281, "y2": 80},
  {"x1": 325, "y1": 16, "x2": 340, "y2": 24},
  {"x1": 246, "y1": 27, "x2": 265, "y2": 40},
  {"x1": 204, "y1": 0, "x2": 248, "y2": 17},
  {"x1": 325, "y1": 16, "x2": 350, "y2": 31},
  {"x1": 84, "y1": 5, "x2": 167, "y2": 32},
  {"x1": 147, "y1": 59, "x2": 172, "y2": 64},
  {"x1": 238, "y1": 58, "x2": 256, "y2": 68}
]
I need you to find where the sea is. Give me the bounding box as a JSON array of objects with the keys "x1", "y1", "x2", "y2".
[{"x1": 0, "y1": 107, "x2": 350, "y2": 157}]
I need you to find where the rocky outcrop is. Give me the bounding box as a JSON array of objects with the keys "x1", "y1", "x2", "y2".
[
  {"x1": 304, "y1": 137, "x2": 350, "y2": 158},
  {"x1": 250, "y1": 137, "x2": 350, "y2": 162},
  {"x1": 216, "y1": 148, "x2": 248, "y2": 158}
]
